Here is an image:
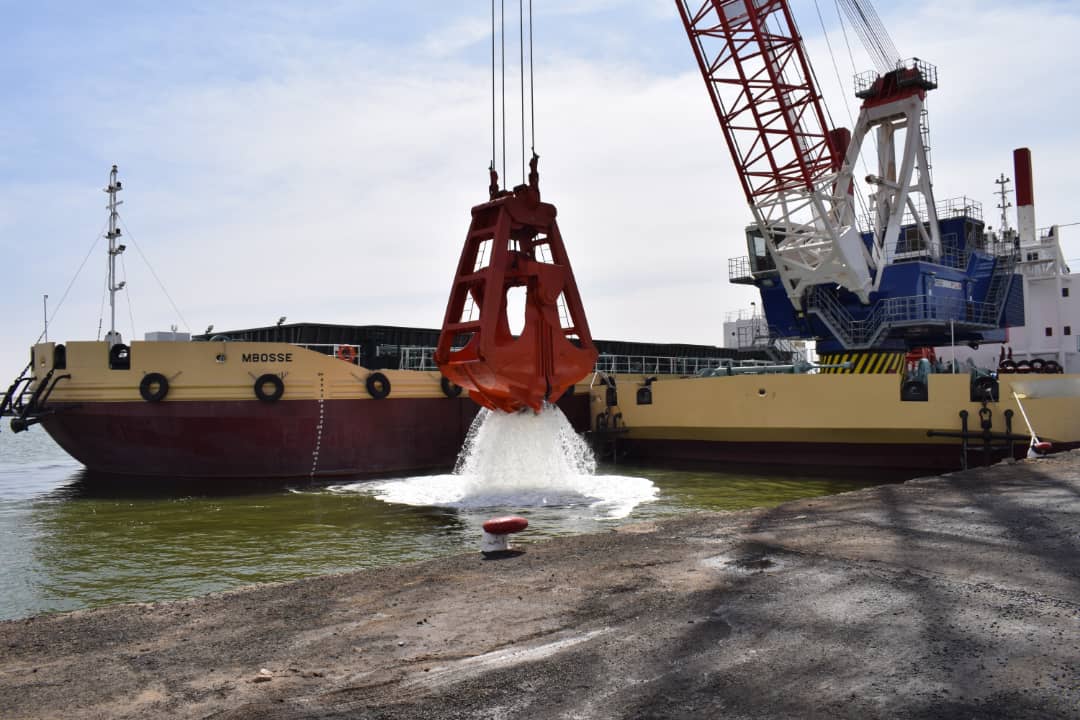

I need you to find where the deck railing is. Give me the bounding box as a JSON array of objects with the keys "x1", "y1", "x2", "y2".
[{"x1": 276, "y1": 343, "x2": 801, "y2": 376}]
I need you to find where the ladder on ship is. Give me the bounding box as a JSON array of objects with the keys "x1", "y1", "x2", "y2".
[{"x1": 1, "y1": 367, "x2": 71, "y2": 433}]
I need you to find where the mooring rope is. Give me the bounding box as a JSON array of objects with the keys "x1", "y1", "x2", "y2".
[
  {"x1": 119, "y1": 250, "x2": 136, "y2": 340},
  {"x1": 34, "y1": 220, "x2": 108, "y2": 344},
  {"x1": 119, "y1": 216, "x2": 191, "y2": 332}
]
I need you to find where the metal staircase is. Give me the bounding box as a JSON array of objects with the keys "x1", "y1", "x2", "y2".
[
  {"x1": 1, "y1": 367, "x2": 70, "y2": 433},
  {"x1": 804, "y1": 286, "x2": 890, "y2": 350},
  {"x1": 983, "y1": 249, "x2": 1018, "y2": 323},
  {"x1": 0, "y1": 364, "x2": 32, "y2": 420},
  {"x1": 805, "y1": 273, "x2": 1015, "y2": 351}
]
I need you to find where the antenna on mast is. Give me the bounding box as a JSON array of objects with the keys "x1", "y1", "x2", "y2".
[
  {"x1": 994, "y1": 172, "x2": 1013, "y2": 235},
  {"x1": 104, "y1": 165, "x2": 127, "y2": 347}
]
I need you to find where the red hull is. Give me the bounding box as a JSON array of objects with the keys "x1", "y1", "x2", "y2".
[
  {"x1": 42, "y1": 395, "x2": 590, "y2": 479},
  {"x1": 611, "y1": 438, "x2": 1076, "y2": 473}
]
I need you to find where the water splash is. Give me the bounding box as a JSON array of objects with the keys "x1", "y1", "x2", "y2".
[
  {"x1": 455, "y1": 405, "x2": 596, "y2": 494},
  {"x1": 331, "y1": 405, "x2": 656, "y2": 519}
]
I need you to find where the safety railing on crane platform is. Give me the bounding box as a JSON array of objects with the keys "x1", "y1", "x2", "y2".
[
  {"x1": 880, "y1": 239, "x2": 972, "y2": 270},
  {"x1": 728, "y1": 255, "x2": 754, "y2": 283},
  {"x1": 806, "y1": 288, "x2": 1005, "y2": 350},
  {"x1": 854, "y1": 57, "x2": 939, "y2": 98},
  {"x1": 860, "y1": 196, "x2": 985, "y2": 235}
]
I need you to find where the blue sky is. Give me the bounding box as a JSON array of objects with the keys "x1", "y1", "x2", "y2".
[{"x1": 2, "y1": 0, "x2": 1079, "y2": 379}]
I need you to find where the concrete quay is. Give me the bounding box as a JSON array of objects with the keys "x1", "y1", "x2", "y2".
[{"x1": 2, "y1": 453, "x2": 1079, "y2": 719}]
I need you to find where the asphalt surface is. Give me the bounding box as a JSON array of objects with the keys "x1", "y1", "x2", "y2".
[{"x1": 2, "y1": 453, "x2": 1079, "y2": 719}]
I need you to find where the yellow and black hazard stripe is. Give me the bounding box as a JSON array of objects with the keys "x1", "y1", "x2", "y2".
[{"x1": 819, "y1": 352, "x2": 905, "y2": 374}]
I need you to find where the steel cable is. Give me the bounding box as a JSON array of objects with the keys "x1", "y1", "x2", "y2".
[
  {"x1": 119, "y1": 251, "x2": 136, "y2": 340},
  {"x1": 834, "y1": 0, "x2": 876, "y2": 226},
  {"x1": 501, "y1": 0, "x2": 506, "y2": 183},
  {"x1": 96, "y1": 273, "x2": 107, "y2": 341},
  {"x1": 529, "y1": 0, "x2": 535, "y2": 152},
  {"x1": 118, "y1": 216, "x2": 191, "y2": 332},
  {"x1": 811, "y1": 0, "x2": 871, "y2": 223},
  {"x1": 34, "y1": 220, "x2": 108, "y2": 344},
  {"x1": 519, "y1": 0, "x2": 525, "y2": 183},
  {"x1": 855, "y1": 0, "x2": 898, "y2": 69},
  {"x1": 838, "y1": 0, "x2": 893, "y2": 73}
]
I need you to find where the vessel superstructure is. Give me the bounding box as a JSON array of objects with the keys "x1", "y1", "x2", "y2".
[
  {"x1": 938, "y1": 151, "x2": 1078, "y2": 374},
  {"x1": 575, "y1": 0, "x2": 1080, "y2": 470}
]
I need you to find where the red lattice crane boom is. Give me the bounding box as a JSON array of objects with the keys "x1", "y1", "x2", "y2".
[
  {"x1": 676, "y1": 0, "x2": 878, "y2": 306},
  {"x1": 678, "y1": 0, "x2": 837, "y2": 202}
]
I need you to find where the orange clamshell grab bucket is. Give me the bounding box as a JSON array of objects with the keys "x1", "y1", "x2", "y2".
[{"x1": 435, "y1": 156, "x2": 597, "y2": 414}]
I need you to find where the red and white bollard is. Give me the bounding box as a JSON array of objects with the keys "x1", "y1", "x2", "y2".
[
  {"x1": 1028, "y1": 439, "x2": 1053, "y2": 458},
  {"x1": 481, "y1": 515, "x2": 528, "y2": 556}
]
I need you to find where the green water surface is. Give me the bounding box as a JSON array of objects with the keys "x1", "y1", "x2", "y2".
[{"x1": 0, "y1": 428, "x2": 889, "y2": 621}]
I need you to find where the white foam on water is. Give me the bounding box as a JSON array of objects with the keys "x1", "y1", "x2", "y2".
[{"x1": 330, "y1": 405, "x2": 656, "y2": 519}]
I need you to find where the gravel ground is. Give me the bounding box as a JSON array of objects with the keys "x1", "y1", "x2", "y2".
[{"x1": 2, "y1": 453, "x2": 1079, "y2": 719}]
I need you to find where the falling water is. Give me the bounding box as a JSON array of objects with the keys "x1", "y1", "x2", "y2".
[
  {"x1": 340, "y1": 405, "x2": 656, "y2": 519},
  {"x1": 455, "y1": 405, "x2": 596, "y2": 495}
]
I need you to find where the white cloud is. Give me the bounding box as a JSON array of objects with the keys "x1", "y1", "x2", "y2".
[
  {"x1": 422, "y1": 16, "x2": 491, "y2": 57},
  {"x1": 1, "y1": 0, "x2": 1078, "y2": 380}
]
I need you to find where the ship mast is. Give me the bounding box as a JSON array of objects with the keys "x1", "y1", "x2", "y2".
[
  {"x1": 105, "y1": 165, "x2": 126, "y2": 347},
  {"x1": 994, "y1": 172, "x2": 1012, "y2": 235}
]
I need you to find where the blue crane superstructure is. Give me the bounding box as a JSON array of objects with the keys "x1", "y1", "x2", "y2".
[{"x1": 676, "y1": 0, "x2": 1023, "y2": 355}]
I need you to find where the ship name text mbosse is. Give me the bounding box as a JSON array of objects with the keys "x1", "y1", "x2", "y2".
[{"x1": 241, "y1": 352, "x2": 293, "y2": 362}]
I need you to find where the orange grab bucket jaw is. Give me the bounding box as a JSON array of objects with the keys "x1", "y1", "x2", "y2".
[{"x1": 435, "y1": 176, "x2": 597, "y2": 414}]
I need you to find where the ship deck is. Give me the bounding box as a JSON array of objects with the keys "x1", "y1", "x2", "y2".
[{"x1": 2, "y1": 452, "x2": 1078, "y2": 718}]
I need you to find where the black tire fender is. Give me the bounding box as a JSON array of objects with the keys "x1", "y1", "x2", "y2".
[
  {"x1": 366, "y1": 372, "x2": 391, "y2": 399},
  {"x1": 254, "y1": 373, "x2": 285, "y2": 402},
  {"x1": 139, "y1": 372, "x2": 169, "y2": 402},
  {"x1": 440, "y1": 376, "x2": 462, "y2": 398}
]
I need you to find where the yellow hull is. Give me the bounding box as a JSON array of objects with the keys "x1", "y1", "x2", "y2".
[
  {"x1": 28, "y1": 340, "x2": 451, "y2": 403},
  {"x1": 14, "y1": 340, "x2": 1080, "y2": 475},
  {"x1": 585, "y1": 371, "x2": 1080, "y2": 470},
  {"x1": 14, "y1": 340, "x2": 590, "y2": 479}
]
